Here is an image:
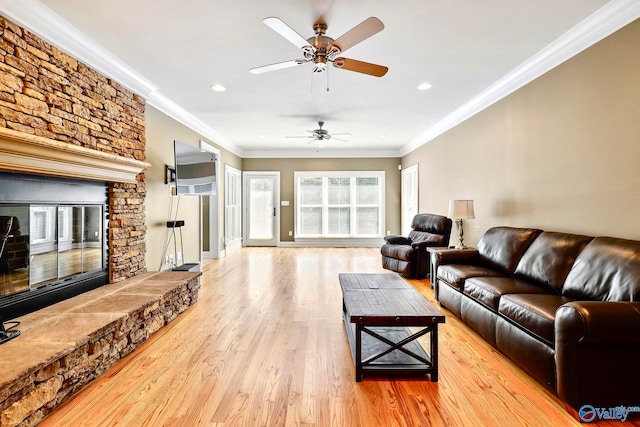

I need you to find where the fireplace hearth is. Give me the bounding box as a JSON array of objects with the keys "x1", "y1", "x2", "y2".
[{"x1": 0, "y1": 172, "x2": 109, "y2": 320}]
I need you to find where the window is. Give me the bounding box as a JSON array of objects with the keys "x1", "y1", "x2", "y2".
[
  {"x1": 57, "y1": 207, "x2": 71, "y2": 242},
  {"x1": 295, "y1": 171, "x2": 384, "y2": 238},
  {"x1": 30, "y1": 206, "x2": 55, "y2": 244},
  {"x1": 224, "y1": 165, "x2": 242, "y2": 244}
]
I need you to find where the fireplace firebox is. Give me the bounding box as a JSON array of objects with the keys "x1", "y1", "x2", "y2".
[{"x1": 0, "y1": 172, "x2": 108, "y2": 320}]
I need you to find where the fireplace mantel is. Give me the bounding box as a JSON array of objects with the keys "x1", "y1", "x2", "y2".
[{"x1": 0, "y1": 127, "x2": 149, "y2": 183}]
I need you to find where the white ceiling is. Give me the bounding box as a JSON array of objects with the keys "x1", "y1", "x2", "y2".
[{"x1": 2, "y1": 0, "x2": 639, "y2": 158}]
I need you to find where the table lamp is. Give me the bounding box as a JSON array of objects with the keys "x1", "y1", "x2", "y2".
[{"x1": 448, "y1": 200, "x2": 475, "y2": 249}]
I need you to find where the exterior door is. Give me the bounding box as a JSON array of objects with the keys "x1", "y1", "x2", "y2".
[
  {"x1": 401, "y1": 164, "x2": 418, "y2": 236},
  {"x1": 243, "y1": 172, "x2": 279, "y2": 246}
]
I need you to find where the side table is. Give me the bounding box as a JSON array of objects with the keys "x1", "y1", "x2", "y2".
[{"x1": 427, "y1": 247, "x2": 477, "y2": 300}]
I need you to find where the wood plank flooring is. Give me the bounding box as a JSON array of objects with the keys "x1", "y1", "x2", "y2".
[{"x1": 39, "y1": 248, "x2": 637, "y2": 426}]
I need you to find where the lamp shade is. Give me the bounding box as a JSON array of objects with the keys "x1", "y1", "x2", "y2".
[{"x1": 448, "y1": 200, "x2": 475, "y2": 220}]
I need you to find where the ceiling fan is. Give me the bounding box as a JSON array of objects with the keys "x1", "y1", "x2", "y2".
[
  {"x1": 286, "y1": 121, "x2": 351, "y2": 143},
  {"x1": 250, "y1": 16, "x2": 388, "y2": 77}
]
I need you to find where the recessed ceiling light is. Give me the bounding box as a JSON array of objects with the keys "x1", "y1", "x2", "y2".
[
  {"x1": 378, "y1": 134, "x2": 385, "y2": 138},
  {"x1": 210, "y1": 84, "x2": 226, "y2": 92},
  {"x1": 417, "y1": 82, "x2": 432, "y2": 90}
]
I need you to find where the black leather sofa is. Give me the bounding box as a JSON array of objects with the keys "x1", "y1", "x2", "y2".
[
  {"x1": 433, "y1": 226, "x2": 640, "y2": 414},
  {"x1": 381, "y1": 213, "x2": 452, "y2": 278}
]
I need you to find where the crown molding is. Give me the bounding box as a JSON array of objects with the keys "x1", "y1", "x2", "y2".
[
  {"x1": 2, "y1": 1, "x2": 637, "y2": 161},
  {"x1": 242, "y1": 148, "x2": 402, "y2": 159},
  {"x1": 0, "y1": 0, "x2": 157, "y2": 96},
  {"x1": 400, "y1": 0, "x2": 640, "y2": 156},
  {"x1": 0, "y1": 0, "x2": 243, "y2": 158}
]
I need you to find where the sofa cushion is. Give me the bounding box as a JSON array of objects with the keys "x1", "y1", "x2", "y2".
[
  {"x1": 514, "y1": 232, "x2": 593, "y2": 294},
  {"x1": 437, "y1": 264, "x2": 505, "y2": 292},
  {"x1": 381, "y1": 243, "x2": 414, "y2": 261},
  {"x1": 498, "y1": 294, "x2": 575, "y2": 347},
  {"x1": 562, "y1": 237, "x2": 640, "y2": 301},
  {"x1": 477, "y1": 227, "x2": 542, "y2": 274},
  {"x1": 464, "y1": 277, "x2": 554, "y2": 312}
]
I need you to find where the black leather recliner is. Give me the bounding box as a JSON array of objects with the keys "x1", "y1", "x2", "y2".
[{"x1": 381, "y1": 213, "x2": 452, "y2": 277}]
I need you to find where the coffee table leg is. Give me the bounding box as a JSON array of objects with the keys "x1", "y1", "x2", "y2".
[
  {"x1": 431, "y1": 324, "x2": 439, "y2": 382},
  {"x1": 355, "y1": 324, "x2": 362, "y2": 382}
]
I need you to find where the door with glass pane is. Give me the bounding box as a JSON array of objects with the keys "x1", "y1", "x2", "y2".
[{"x1": 243, "y1": 172, "x2": 279, "y2": 246}]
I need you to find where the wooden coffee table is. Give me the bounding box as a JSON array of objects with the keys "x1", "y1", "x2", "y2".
[{"x1": 339, "y1": 273, "x2": 446, "y2": 382}]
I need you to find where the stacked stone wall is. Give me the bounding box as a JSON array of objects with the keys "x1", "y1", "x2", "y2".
[{"x1": 0, "y1": 16, "x2": 146, "y2": 282}]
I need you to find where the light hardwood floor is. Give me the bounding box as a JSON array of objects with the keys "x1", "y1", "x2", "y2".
[{"x1": 40, "y1": 248, "x2": 636, "y2": 426}]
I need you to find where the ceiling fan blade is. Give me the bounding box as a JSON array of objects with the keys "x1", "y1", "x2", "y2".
[
  {"x1": 329, "y1": 17, "x2": 384, "y2": 54},
  {"x1": 286, "y1": 135, "x2": 314, "y2": 139},
  {"x1": 263, "y1": 17, "x2": 313, "y2": 50},
  {"x1": 332, "y1": 136, "x2": 349, "y2": 142},
  {"x1": 330, "y1": 133, "x2": 352, "y2": 136},
  {"x1": 250, "y1": 59, "x2": 306, "y2": 74},
  {"x1": 333, "y1": 57, "x2": 388, "y2": 77}
]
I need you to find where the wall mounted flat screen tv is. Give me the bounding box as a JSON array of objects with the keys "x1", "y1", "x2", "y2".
[{"x1": 173, "y1": 140, "x2": 217, "y2": 195}]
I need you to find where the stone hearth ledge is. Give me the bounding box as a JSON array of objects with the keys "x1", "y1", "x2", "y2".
[{"x1": 0, "y1": 271, "x2": 201, "y2": 427}]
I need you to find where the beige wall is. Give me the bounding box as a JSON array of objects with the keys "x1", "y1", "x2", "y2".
[
  {"x1": 145, "y1": 106, "x2": 242, "y2": 270},
  {"x1": 242, "y1": 157, "x2": 402, "y2": 242},
  {"x1": 402, "y1": 19, "x2": 640, "y2": 246}
]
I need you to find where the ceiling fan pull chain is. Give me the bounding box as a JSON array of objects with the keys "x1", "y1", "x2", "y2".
[{"x1": 326, "y1": 67, "x2": 330, "y2": 92}]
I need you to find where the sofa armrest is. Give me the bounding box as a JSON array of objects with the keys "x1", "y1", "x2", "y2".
[
  {"x1": 556, "y1": 301, "x2": 640, "y2": 344},
  {"x1": 436, "y1": 248, "x2": 480, "y2": 265},
  {"x1": 555, "y1": 301, "x2": 640, "y2": 410},
  {"x1": 383, "y1": 235, "x2": 411, "y2": 245}
]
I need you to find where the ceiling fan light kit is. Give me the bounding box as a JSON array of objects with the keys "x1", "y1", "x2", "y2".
[{"x1": 250, "y1": 16, "x2": 388, "y2": 78}]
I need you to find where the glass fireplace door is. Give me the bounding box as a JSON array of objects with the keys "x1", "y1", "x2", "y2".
[
  {"x1": 0, "y1": 204, "x2": 104, "y2": 297},
  {"x1": 82, "y1": 206, "x2": 103, "y2": 273},
  {"x1": 0, "y1": 206, "x2": 30, "y2": 296},
  {"x1": 29, "y1": 206, "x2": 59, "y2": 288}
]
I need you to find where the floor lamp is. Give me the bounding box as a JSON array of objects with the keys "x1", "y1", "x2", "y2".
[{"x1": 448, "y1": 200, "x2": 475, "y2": 249}]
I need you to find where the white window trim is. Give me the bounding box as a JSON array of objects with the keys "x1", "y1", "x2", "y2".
[
  {"x1": 294, "y1": 171, "x2": 385, "y2": 240},
  {"x1": 401, "y1": 164, "x2": 419, "y2": 236},
  {"x1": 224, "y1": 165, "x2": 242, "y2": 254}
]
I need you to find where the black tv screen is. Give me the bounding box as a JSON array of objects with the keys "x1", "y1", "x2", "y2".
[{"x1": 173, "y1": 140, "x2": 217, "y2": 195}]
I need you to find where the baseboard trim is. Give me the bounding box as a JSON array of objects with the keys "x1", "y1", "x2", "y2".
[{"x1": 279, "y1": 238, "x2": 384, "y2": 248}]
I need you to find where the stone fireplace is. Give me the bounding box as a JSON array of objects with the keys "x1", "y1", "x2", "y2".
[
  {"x1": 0, "y1": 16, "x2": 150, "y2": 320},
  {"x1": 0, "y1": 15, "x2": 201, "y2": 427},
  {"x1": 0, "y1": 128, "x2": 149, "y2": 320}
]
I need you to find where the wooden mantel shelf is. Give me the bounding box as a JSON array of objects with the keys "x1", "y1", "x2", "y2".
[{"x1": 0, "y1": 127, "x2": 150, "y2": 183}]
